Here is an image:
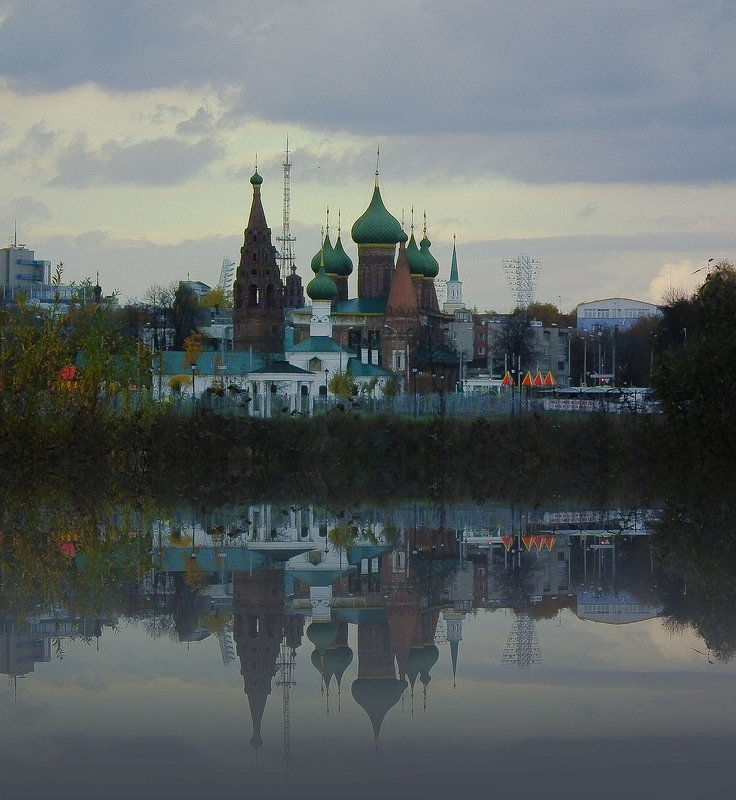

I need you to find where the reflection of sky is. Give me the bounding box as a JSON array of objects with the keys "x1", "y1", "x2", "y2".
[{"x1": 3, "y1": 611, "x2": 736, "y2": 799}]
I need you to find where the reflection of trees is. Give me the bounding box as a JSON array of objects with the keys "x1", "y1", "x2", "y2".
[
  {"x1": 0, "y1": 491, "x2": 154, "y2": 629},
  {"x1": 653, "y1": 494, "x2": 736, "y2": 662},
  {"x1": 494, "y1": 555, "x2": 540, "y2": 610}
]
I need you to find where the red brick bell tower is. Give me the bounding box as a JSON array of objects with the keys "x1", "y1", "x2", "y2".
[{"x1": 233, "y1": 169, "x2": 285, "y2": 354}]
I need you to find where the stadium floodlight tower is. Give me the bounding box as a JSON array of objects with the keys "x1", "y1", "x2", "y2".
[
  {"x1": 502, "y1": 255, "x2": 541, "y2": 309},
  {"x1": 276, "y1": 139, "x2": 296, "y2": 282}
]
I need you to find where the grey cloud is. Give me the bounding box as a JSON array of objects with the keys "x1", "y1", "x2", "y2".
[
  {"x1": 1, "y1": 120, "x2": 57, "y2": 164},
  {"x1": 1, "y1": 2, "x2": 736, "y2": 182},
  {"x1": 0, "y1": 196, "x2": 52, "y2": 230},
  {"x1": 50, "y1": 133, "x2": 224, "y2": 187},
  {"x1": 176, "y1": 106, "x2": 217, "y2": 136}
]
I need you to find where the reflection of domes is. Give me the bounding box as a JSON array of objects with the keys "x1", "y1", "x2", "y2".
[
  {"x1": 419, "y1": 644, "x2": 440, "y2": 684},
  {"x1": 307, "y1": 265, "x2": 338, "y2": 301},
  {"x1": 406, "y1": 644, "x2": 439, "y2": 688},
  {"x1": 311, "y1": 644, "x2": 354, "y2": 689},
  {"x1": 306, "y1": 620, "x2": 338, "y2": 652},
  {"x1": 351, "y1": 677, "x2": 408, "y2": 741},
  {"x1": 351, "y1": 182, "x2": 405, "y2": 245}
]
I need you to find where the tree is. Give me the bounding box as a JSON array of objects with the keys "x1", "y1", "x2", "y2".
[
  {"x1": 202, "y1": 286, "x2": 233, "y2": 311},
  {"x1": 489, "y1": 311, "x2": 535, "y2": 376},
  {"x1": 653, "y1": 260, "x2": 736, "y2": 434},
  {"x1": 171, "y1": 284, "x2": 206, "y2": 350},
  {"x1": 329, "y1": 372, "x2": 358, "y2": 399},
  {"x1": 143, "y1": 283, "x2": 176, "y2": 351}
]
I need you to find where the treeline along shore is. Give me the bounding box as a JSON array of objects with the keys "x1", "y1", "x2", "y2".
[{"x1": 0, "y1": 406, "x2": 708, "y2": 507}]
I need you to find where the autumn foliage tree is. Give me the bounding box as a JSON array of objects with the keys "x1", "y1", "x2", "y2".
[{"x1": 652, "y1": 260, "x2": 736, "y2": 447}]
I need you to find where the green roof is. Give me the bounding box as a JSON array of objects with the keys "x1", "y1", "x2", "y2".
[
  {"x1": 248, "y1": 361, "x2": 313, "y2": 375},
  {"x1": 155, "y1": 351, "x2": 264, "y2": 375},
  {"x1": 288, "y1": 336, "x2": 351, "y2": 354},
  {"x1": 351, "y1": 182, "x2": 406, "y2": 245},
  {"x1": 346, "y1": 358, "x2": 394, "y2": 378},
  {"x1": 334, "y1": 297, "x2": 387, "y2": 315}
]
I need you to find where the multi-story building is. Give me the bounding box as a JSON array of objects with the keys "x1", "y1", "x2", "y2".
[
  {"x1": 1, "y1": 244, "x2": 52, "y2": 302},
  {"x1": 576, "y1": 297, "x2": 662, "y2": 332}
]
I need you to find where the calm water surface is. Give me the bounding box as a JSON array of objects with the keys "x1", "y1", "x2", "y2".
[{"x1": 2, "y1": 500, "x2": 734, "y2": 799}]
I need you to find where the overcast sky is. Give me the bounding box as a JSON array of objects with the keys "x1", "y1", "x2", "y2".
[{"x1": 1, "y1": 0, "x2": 734, "y2": 311}]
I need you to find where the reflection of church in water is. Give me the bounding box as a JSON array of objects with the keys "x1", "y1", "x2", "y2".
[{"x1": 225, "y1": 514, "x2": 463, "y2": 751}]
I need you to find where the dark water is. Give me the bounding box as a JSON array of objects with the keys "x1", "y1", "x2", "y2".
[{"x1": 2, "y1": 500, "x2": 735, "y2": 799}]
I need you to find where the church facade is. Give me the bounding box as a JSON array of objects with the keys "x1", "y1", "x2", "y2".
[{"x1": 232, "y1": 166, "x2": 461, "y2": 393}]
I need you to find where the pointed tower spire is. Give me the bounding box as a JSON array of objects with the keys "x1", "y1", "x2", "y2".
[{"x1": 443, "y1": 233, "x2": 465, "y2": 313}]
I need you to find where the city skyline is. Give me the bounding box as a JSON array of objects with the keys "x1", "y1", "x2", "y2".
[{"x1": 1, "y1": 1, "x2": 734, "y2": 311}]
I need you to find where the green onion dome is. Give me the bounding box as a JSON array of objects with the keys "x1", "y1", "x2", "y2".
[
  {"x1": 406, "y1": 232, "x2": 427, "y2": 277},
  {"x1": 306, "y1": 264, "x2": 338, "y2": 302},
  {"x1": 331, "y1": 232, "x2": 354, "y2": 276},
  {"x1": 418, "y1": 644, "x2": 440, "y2": 685},
  {"x1": 250, "y1": 169, "x2": 263, "y2": 186},
  {"x1": 420, "y1": 232, "x2": 440, "y2": 279},
  {"x1": 351, "y1": 181, "x2": 406, "y2": 245},
  {"x1": 311, "y1": 234, "x2": 335, "y2": 274},
  {"x1": 306, "y1": 620, "x2": 339, "y2": 652},
  {"x1": 351, "y1": 677, "x2": 408, "y2": 740}
]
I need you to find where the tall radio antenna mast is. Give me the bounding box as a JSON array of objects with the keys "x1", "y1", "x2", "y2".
[
  {"x1": 276, "y1": 138, "x2": 296, "y2": 282},
  {"x1": 502, "y1": 255, "x2": 541, "y2": 309}
]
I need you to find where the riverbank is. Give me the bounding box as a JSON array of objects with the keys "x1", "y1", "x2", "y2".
[{"x1": 1, "y1": 407, "x2": 683, "y2": 507}]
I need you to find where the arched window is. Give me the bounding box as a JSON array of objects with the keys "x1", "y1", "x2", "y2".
[{"x1": 248, "y1": 284, "x2": 258, "y2": 307}]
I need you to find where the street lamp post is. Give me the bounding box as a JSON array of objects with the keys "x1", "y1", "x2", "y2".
[{"x1": 383, "y1": 324, "x2": 398, "y2": 372}]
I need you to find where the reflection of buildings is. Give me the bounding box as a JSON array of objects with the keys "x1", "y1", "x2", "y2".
[
  {"x1": 232, "y1": 569, "x2": 287, "y2": 753},
  {"x1": 6, "y1": 501, "x2": 663, "y2": 751},
  {"x1": 577, "y1": 590, "x2": 663, "y2": 624},
  {"x1": 0, "y1": 615, "x2": 114, "y2": 681}
]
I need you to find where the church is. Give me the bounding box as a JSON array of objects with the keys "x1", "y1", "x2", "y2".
[{"x1": 232, "y1": 164, "x2": 461, "y2": 397}]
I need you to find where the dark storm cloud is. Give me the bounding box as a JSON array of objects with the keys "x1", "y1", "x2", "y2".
[
  {"x1": 2, "y1": 1, "x2": 734, "y2": 183},
  {"x1": 49, "y1": 133, "x2": 224, "y2": 187}
]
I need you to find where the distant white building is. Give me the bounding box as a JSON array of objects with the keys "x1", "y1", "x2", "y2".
[{"x1": 576, "y1": 297, "x2": 662, "y2": 332}]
